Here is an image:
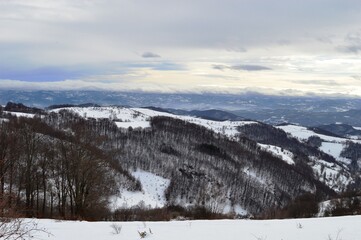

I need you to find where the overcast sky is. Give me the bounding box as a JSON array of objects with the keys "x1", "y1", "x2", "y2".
[{"x1": 1, "y1": 0, "x2": 361, "y2": 96}]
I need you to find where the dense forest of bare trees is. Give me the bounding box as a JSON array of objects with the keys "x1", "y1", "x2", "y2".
[{"x1": 0, "y1": 112, "x2": 140, "y2": 220}]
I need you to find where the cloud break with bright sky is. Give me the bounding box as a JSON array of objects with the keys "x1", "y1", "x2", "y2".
[{"x1": 1, "y1": 0, "x2": 361, "y2": 96}]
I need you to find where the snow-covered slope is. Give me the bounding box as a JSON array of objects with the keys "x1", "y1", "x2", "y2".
[
  {"x1": 311, "y1": 157, "x2": 352, "y2": 192},
  {"x1": 320, "y1": 142, "x2": 351, "y2": 165},
  {"x1": 110, "y1": 170, "x2": 170, "y2": 209},
  {"x1": 4, "y1": 111, "x2": 35, "y2": 118},
  {"x1": 277, "y1": 124, "x2": 360, "y2": 162},
  {"x1": 258, "y1": 143, "x2": 295, "y2": 165},
  {"x1": 277, "y1": 124, "x2": 357, "y2": 192},
  {"x1": 31, "y1": 215, "x2": 361, "y2": 240},
  {"x1": 277, "y1": 124, "x2": 361, "y2": 144},
  {"x1": 51, "y1": 106, "x2": 258, "y2": 139}
]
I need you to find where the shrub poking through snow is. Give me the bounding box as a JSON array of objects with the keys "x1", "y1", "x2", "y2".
[
  {"x1": 138, "y1": 230, "x2": 147, "y2": 238},
  {"x1": 137, "y1": 228, "x2": 153, "y2": 238},
  {"x1": 110, "y1": 223, "x2": 122, "y2": 234}
]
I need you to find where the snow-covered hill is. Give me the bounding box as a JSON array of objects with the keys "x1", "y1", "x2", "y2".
[
  {"x1": 277, "y1": 124, "x2": 361, "y2": 162},
  {"x1": 3, "y1": 104, "x2": 361, "y2": 216},
  {"x1": 277, "y1": 124, "x2": 358, "y2": 192},
  {"x1": 30, "y1": 215, "x2": 361, "y2": 240},
  {"x1": 8, "y1": 106, "x2": 360, "y2": 193},
  {"x1": 49, "y1": 107, "x2": 359, "y2": 167},
  {"x1": 277, "y1": 124, "x2": 360, "y2": 167},
  {"x1": 51, "y1": 106, "x2": 258, "y2": 139}
]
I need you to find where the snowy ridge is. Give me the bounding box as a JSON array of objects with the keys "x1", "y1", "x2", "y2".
[
  {"x1": 4, "y1": 111, "x2": 35, "y2": 118},
  {"x1": 258, "y1": 143, "x2": 295, "y2": 165},
  {"x1": 51, "y1": 106, "x2": 258, "y2": 139},
  {"x1": 135, "y1": 108, "x2": 257, "y2": 138},
  {"x1": 51, "y1": 106, "x2": 151, "y2": 129},
  {"x1": 277, "y1": 124, "x2": 361, "y2": 144}
]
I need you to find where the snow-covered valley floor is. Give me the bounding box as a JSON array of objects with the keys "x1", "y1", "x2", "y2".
[{"x1": 30, "y1": 215, "x2": 361, "y2": 240}]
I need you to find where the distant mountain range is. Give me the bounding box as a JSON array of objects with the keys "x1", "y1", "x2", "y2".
[
  {"x1": 1, "y1": 90, "x2": 361, "y2": 127},
  {"x1": 233, "y1": 108, "x2": 361, "y2": 127},
  {"x1": 315, "y1": 123, "x2": 361, "y2": 138},
  {"x1": 147, "y1": 108, "x2": 244, "y2": 121}
]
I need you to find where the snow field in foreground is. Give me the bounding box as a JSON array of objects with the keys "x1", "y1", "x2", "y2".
[{"x1": 32, "y1": 215, "x2": 361, "y2": 240}]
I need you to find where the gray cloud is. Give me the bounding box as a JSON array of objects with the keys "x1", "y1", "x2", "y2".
[
  {"x1": 316, "y1": 36, "x2": 334, "y2": 44},
  {"x1": 337, "y1": 31, "x2": 361, "y2": 54},
  {"x1": 338, "y1": 44, "x2": 361, "y2": 54},
  {"x1": 213, "y1": 64, "x2": 272, "y2": 71},
  {"x1": 225, "y1": 46, "x2": 247, "y2": 52},
  {"x1": 291, "y1": 80, "x2": 341, "y2": 86},
  {"x1": 341, "y1": 45, "x2": 361, "y2": 54},
  {"x1": 277, "y1": 39, "x2": 291, "y2": 46},
  {"x1": 2, "y1": 0, "x2": 361, "y2": 60},
  {"x1": 213, "y1": 65, "x2": 227, "y2": 71},
  {"x1": 142, "y1": 52, "x2": 161, "y2": 58},
  {"x1": 351, "y1": 75, "x2": 361, "y2": 80},
  {"x1": 233, "y1": 65, "x2": 272, "y2": 71}
]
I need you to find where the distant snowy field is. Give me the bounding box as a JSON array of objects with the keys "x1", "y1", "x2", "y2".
[{"x1": 31, "y1": 215, "x2": 361, "y2": 240}]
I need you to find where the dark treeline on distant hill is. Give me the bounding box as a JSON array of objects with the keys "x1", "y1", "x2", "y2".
[
  {"x1": 315, "y1": 124, "x2": 361, "y2": 138},
  {"x1": 4, "y1": 102, "x2": 45, "y2": 115},
  {"x1": 46, "y1": 103, "x2": 101, "y2": 110}
]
